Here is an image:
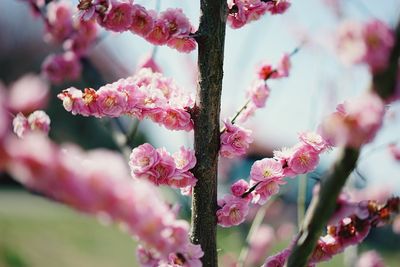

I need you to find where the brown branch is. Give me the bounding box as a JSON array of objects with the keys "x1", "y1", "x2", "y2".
[
  {"x1": 190, "y1": 0, "x2": 227, "y2": 266},
  {"x1": 286, "y1": 18, "x2": 400, "y2": 267}
]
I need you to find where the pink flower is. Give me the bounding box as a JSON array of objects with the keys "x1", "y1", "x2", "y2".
[
  {"x1": 336, "y1": 20, "x2": 394, "y2": 72},
  {"x1": 99, "y1": 0, "x2": 133, "y2": 32},
  {"x1": 266, "y1": 0, "x2": 291, "y2": 15},
  {"x1": 250, "y1": 158, "x2": 284, "y2": 182},
  {"x1": 220, "y1": 121, "x2": 253, "y2": 158},
  {"x1": 162, "y1": 108, "x2": 193, "y2": 131},
  {"x1": 28, "y1": 110, "x2": 51, "y2": 134},
  {"x1": 247, "y1": 80, "x2": 270, "y2": 108},
  {"x1": 129, "y1": 143, "x2": 160, "y2": 176},
  {"x1": 217, "y1": 194, "x2": 250, "y2": 227},
  {"x1": 298, "y1": 131, "x2": 328, "y2": 152},
  {"x1": 146, "y1": 20, "x2": 170, "y2": 45},
  {"x1": 262, "y1": 248, "x2": 291, "y2": 267},
  {"x1": 77, "y1": 0, "x2": 104, "y2": 21},
  {"x1": 355, "y1": 251, "x2": 385, "y2": 267},
  {"x1": 167, "y1": 37, "x2": 197, "y2": 53},
  {"x1": 287, "y1": 144, "x2": 320, "y2": 174},
  {"x1": 231, "y1": 179, "x2": 250, "y2": 197},
  {"x1": 8, "y1": 74, "x2": 49, "y2": 114},
  {"x1": 5, "y1": 134, "x2": 192, "y2": 256},
  {"x1": 318, "y1": 92, "x2": 385, "y2": 148},
  {"x1": 172, "y1": 147, "x2": 196, "y2": 172},
  {"x1": 45, "y1": 0, "x2": 74, "y2": 43},
  {"x1": 362, "y1": 19, "x2": 395, "y2": 72},
  {"x1": 168, "y1": 243, "x2": 204, "y2": 267},
  {"x1": 136, "y1": 245, "x2": 161, "y2": 267},
  {"x1": 256, "y1": 63, "x2": 275, "y2": 80},
  {"x1": 96, "y1": 84, "x2": 127, "y2": 117},
  {"x1": 276, "y1": 53, "x2": 291, "y2": 78},
  {"x1": 12, "y1": 113, "x2": 30, "y2": 138},
  {"x1": 130, "y1": 4, "x2": 156, "y2": 37},
  {"x1": 63, "y1": 20, "x2": 98, "y2": 56},
  {"x1": 159, "y1": 9, "x2": 192, "y2": 38},
  {"x1": 251, "y1": 178, "x2": 286, "y2": 205},
  {"x1": 58, "y1": 87, "x2": 86, "y2": 115},
  {"x1": 147, "y1": 148, "x2": 176, "y2": 185},
  {"x1": 42, "y1": 52, "x2": 82, "y2": 84}
]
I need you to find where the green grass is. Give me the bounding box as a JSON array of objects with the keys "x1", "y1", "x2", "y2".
[{"x1": 0, "y1": 190, "x2": 399, "y2": 267}]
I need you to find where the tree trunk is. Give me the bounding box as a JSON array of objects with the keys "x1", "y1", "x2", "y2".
[{"x1": 190, "y1": 0, "x2": 227, "y2": 266}]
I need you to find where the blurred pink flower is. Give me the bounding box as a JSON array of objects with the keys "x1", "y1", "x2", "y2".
[
  {"x1": 355, "y1": 250, "x2": 385, "y2": 267},
  {"x1": 217, "y1": 194, "x2": 250, "y2": 227},
  {"x1": 42, "y1": 52, "x2": 82, "y2": 84}
]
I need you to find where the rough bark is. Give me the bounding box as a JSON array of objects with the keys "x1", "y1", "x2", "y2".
[
  {"x1": 190, "y1": 1, "x2": 227, "y2": 266},
  {"x1": 286, "y1": 18, "x2": 400, "y2": 267}
]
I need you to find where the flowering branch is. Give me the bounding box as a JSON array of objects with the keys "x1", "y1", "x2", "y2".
[{"x1": 286, "y1": 18, "x2": 400, "y2": 267}]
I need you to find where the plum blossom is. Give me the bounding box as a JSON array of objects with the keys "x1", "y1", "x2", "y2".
[
  {"x1": 220, "y1": 121, "x2": 253, "y2": 158},
  {"x1": 287, "y1": 144, "x2": 320, "y2": 174},
  {"x1": 318, "y1": 92, "x2": 385, "y2": 148},
  {"x1": 389, "y1": 143, "x2": 400, "y2": 161},
  {"x1": 12, "y1": 111, "x2": 51, "y2": 138},
  {"x1": 8, "y1": 74, "x2": 49, "y2": 114},
  {"x1": 217, "y1": 194, "x2": 250, "y2": 227},
  {"x1": 45, "y1": 0, "x2": 74, "y2": 43},
  {"x1": 130, "y1": 4, "x2": 156, "y2": 37},
  {"x1": 129, "y1": 143, "x2": 197, "y2": 191},
  {"x1": 251, "y1": 177, "x2": 286, "y2": 205},
  {"x1": 247, "y1": 80, "x2": 270, "y2": 108},
  {"x1": 98, "y1": 0, "x2": 133, "y2": 32},
  {"x1": 5, "y1": 134, "x2": 195, "y2": 257},
  {"x1": 337, "y1": 19, "x2": 394, "y2": 72},
  {"x1": 58, "y1": 69, "x2": 194, "y2": 131},
  {"x1": 231, "y1": 179, "x2": 250, "y2": 197},
  {"x1": 247, "y1": 225, "x2": 276, "y2": 265},
  {"x1": 42, "y1": 52, "x2": 82, "y2": 84},
  {"x1": 250, "y1": 158, "x2": 283, "y2": 182}
]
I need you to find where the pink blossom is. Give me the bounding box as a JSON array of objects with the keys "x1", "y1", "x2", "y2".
[
  {"x1": 12, "y1": 113, "x2": 30, "y2": 138},
  {"x1": 162, "y1": 108, "x2": 193, "y2": 131},
  {"x1": 298, "y1": 131, "x2": 328, "y2": 152},
  {"x1": 99, "y1": 0, "x2": 133, "y2": 32},
  {"x1": 266, "y1": 0, "x2": 291, "y2": 15},
  {"x1": 45, "y1": 0, "x2": 74, "y2": 43},
  {"x1": 262, "y1": 248, "x2": 291, "y2": 267},
  {"x1": 167, "y1": 37, "x2": 197, "y2": 53},
  {"x1": 220, "y1": 121, "x2": 253, "y2": 158},
  {"x1": 256, "y1": 62, "x2": 275, "y2": 80},
  {"x1": 130, "y1": 4, "x2": 156, "y2": 37},
  {"x1": 276, "y1": 53, "x2": 291, "y2": 78},
  {"x1": 146, "y1": 20, "x2": 170, "y2": 45},
  {"x1": 136, "y1": 245, "x2": 161, "y2": 267},
  {"x1": 251, "y1": 178, "x2": 286, "y2": 205},
  {"x1": 172, "y1": 147, "x2": 196, "y2": 172},
  {"x1": 287, "y1": 144, "x2": 320, "y2": 174},
  {"x1": 168, "y1": 243, "x2": 204, "y2": 267},
  {"x1": 63, "y1": 20, "x2": 99, "y2": 56},
  {"x1": 247, "y1": 80, "x2": 270, "y2": 108},
  {"x1": 129, "y1": 143, "x2": 160, "y2": 176},
  {"x1": 42, "y1": 52, "x2": 82, "y2": 84},
  {"x1": 5, "y1": 134, "x2": 192, "y2": 256},
  {"x1": 28, "y1": 110, "x2": 51, "y2": 134},
  {"x1": 77, "y1": 0, "x2": 104, "y2": 21},
  {"x1": 96, "y1": 84, "x2": 127, "y2": 117},
  {"x1": 355, "y1": 251, "x2": 385, "y2": 267},
  {"x1": 217, "y1": 194, "x2": 250, "y2": 227},
  {"x1": 8, "y1": 74, "x2": 49, "y2": 114},
  {"x1": 231, "y1": 179, "x2": 250, "y2": 197},
  {"x1": 336, "y1": 20, "x2": 394, "y2": 72},
  {"x1": 362, "y1": 19, "x2": 395, "y2": 72},
  {"x1": 318, "y1": 92, "x2": 385, "y2": 148},
  {"x1": 159, "y1": 9, "x2": 192, "y2": 38},
  {"x1": 237, "y1": 103, "x2": 257, "y2": 123},
  {"x1": 58, "y1": 87, "x2": 85, "y2": 115},
  {"x1": 250, "y1": 158, "x2": 284, "y2": 182},
  {"x1": 150, "y1": 148, "x2": 177, "y2": 185}
]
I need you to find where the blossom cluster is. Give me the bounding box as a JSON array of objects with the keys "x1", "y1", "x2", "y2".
[
  {"x1": 3, "y1": 134, "x2": 200, "y2": 260},
  {"x1": 227, "y1": 0, "x2": 291, "y2": 29},
  {"x1": 337, "y1": 19, "x2": 394, "y2": 73},
  {"x1": 29, "y1": 0, "x2": 99, "y2": 84},
  {"x1": 236, "y1": 53, "x2": 292, "y2": 123},
  {"x1": 12, "y1": 110, "x2": 51, "y2": 138},
  {"x1": 318, "y1": 92, "x2": 385, "y2": 148},
  {"x1": 137, "y1": 243, "x2": 203, "y2": 267},
  {"x1": 129, "y1": 143, "x2": 197, "y2": 195},
  {"x1": 58, "y1": 68, "x2": 194, "y2": 131},
  {"x1": 263, "y1": 197, "x2": 400, "y2": 266},
  {"x1": 217, "y1": 131, "x2": 329, "y2": 227},
  {"x1": 77, "y1": 0, "x2": 196, "y2": 53},
  {"x1": 220, "y1": 120, "x2": 253, "y2": 158}
]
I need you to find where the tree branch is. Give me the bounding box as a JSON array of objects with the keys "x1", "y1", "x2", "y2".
[
  {"x1": 190, "y1": 0, "x2": 227, "y2": 266},
  {"x1": 286, "y1": 18, "x2": 400, "y2": 267}
]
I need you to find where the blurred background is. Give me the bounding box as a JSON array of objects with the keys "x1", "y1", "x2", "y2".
[{"x1": 1, "y1": 0, "x2": 400, "y2": 266}]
